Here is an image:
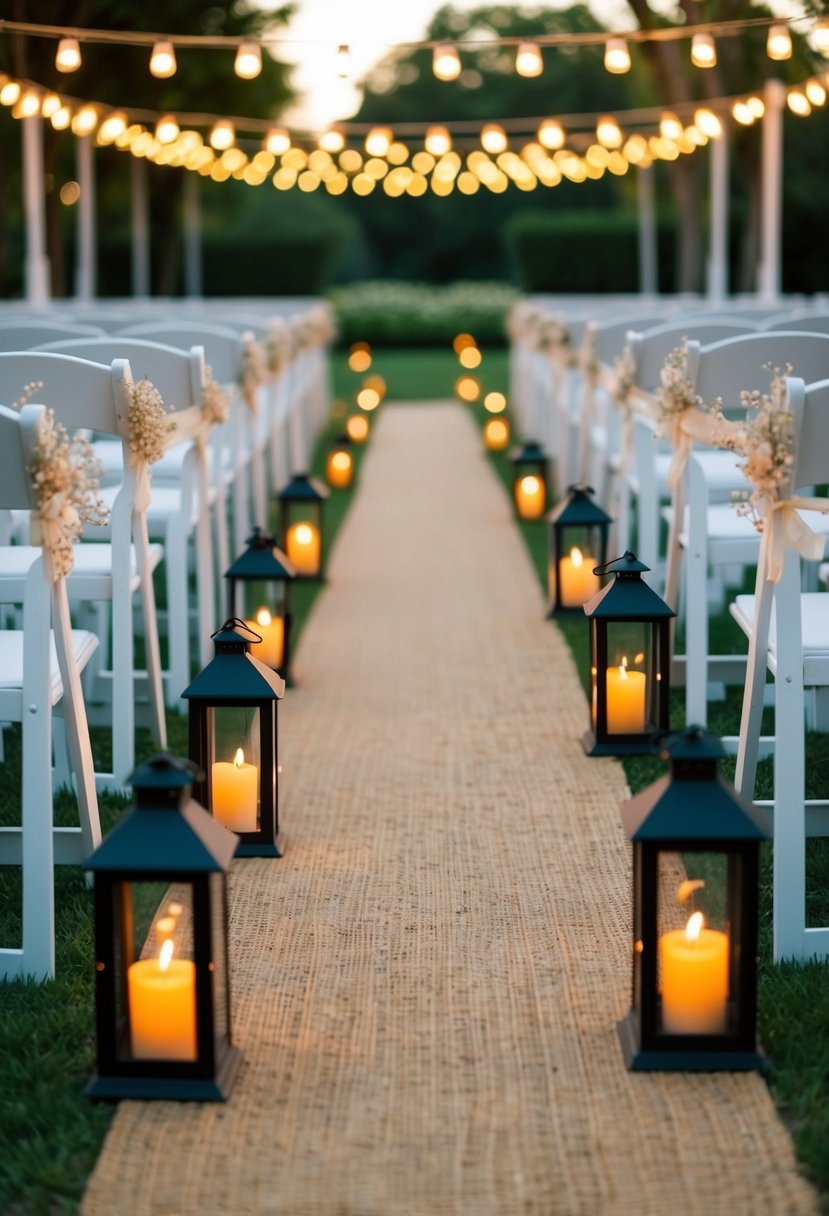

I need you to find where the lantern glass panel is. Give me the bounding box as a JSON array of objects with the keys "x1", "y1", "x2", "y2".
[
  {"x1": 208, "y1": 706, "x2": 262, "y2": 834},
  {"x1": 593, "y1": 621, "x2": 661, "y2": 735},
  {"x1": 111, "y1": 880, "x2": 197, "y2": 1063},
  {"x1": 657, "y1": 850, "x2": 734, "y2": 1037},
  {"x1": 238, "y1": 578, "x2": 286, "y2": 621},
  {"x1": 551, "y1": 524, "x2": 603, "y2": 607},
  {"x1": 283, "y1": 503, "x2": 322, "y2": 577}
]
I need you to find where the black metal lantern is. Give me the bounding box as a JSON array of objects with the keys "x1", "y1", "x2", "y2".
[
  {"x1": 225, "y1": 527, "x2": 296, "y2": 681},
  {"x1": 618, "y1": 726, "x2": 771, "y2": 1071},
  {"x1": 183, "y1": 620, "x2": 285, "y2": 858},
  {"x1": 583, "y1": 551, "x2": 675, "y2": 756},
  {"x1": 325, "y1": 433, "x2": 354, "y2": 490},
  {"x1": 508, "y1": 440, "x2": 548, "y2": 521},
  {"x1": 547, "y1": 484, "x2": 612, "y2": 618},
  {"x1": 86, "y1": 754, "x2": 240, "y2": 1101},
  {"x1": 278, "y1": 472, "x2": 329, "y2": 581}
]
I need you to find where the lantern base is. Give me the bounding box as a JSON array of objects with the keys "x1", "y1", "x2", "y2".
[
  {"x1": 86, "y1": 1045, "x2": 242, "y2": 1102},
  {"x1": 617, "y1": 1013, "x2": 766, "y2": 1072},
  {"x1": 235, "y1": 831, "x2": 285, "y2": 858},
  {"x1": 582, "y1": 729, "x2": 661, "y2": 757}
]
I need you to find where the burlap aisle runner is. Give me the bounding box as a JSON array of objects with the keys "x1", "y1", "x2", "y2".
[{"x1": 82, "y1": 404, "x2": 816, "y2": 1216}]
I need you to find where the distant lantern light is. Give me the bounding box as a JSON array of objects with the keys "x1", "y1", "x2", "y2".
[
  {"x1": 459, "y1": 346, "x2": 482, "y2": 369},
  {"x1": 433, "y1": 42, "x2": 461, "y2": 81},
  {"x1": 235, "y1": 40, "x2": 262, "y2": 80},
  {"x1": 210, "y1": 120, "x2": 235, "y2": 150},
  {"x1": 483, "y1": 417, "x2": 510, "y2": 451},
  {"x1": 155, "y1": 114, "x2": 180, "y2": 145},
  {"x1": 55, "y1": 37, "x2": 81, "y2": 73},
  {"x1": 515, "y1": 41, "x2": 543, "y2": 78},
  {"x1": 604, "y1": 37, "x2": 631, "y2": 74},
  {"x1": 509, "y1": 441, "x2": 548, "y2": 520},
  {"x1": 767, "y1": 23, "x2": 792, "y2": 60},
  {"x1": 319, "y1": 127, "x2": 345, "y2": 153},
  {"x1": 149, "y1": 40, "x2": 177, "y2": 78},
  {"x1": 265, "y1": 127, "x2": 291, "y2": 155},
  {"x1": 98, "y1": 110, "x2": 128, "y2": 143},
  {"x1": 365, "y1": 126, "x2": 392, "y2": 156},
  {"x1": 538, "y1": 119, "x2": 565, "y2": 150},
  {"x1": 456, "y1": 375, "x2": 481, "y2": 403},
  {"x1": 484, "y1": 390, "x2": 507, "y2": 413},
  {"x1": 357, "y1": 386, "x2": 381, "y2": 410},
  {"x1": 596, "y1": 115, "x2": 623, "y2": 148},
  {"x1": 71, "y1": 105, "x2": 99, "y2": 136},
  {"x1": 40, "y1": 92, "x2": 62, "y2": 119},
  {"x1": 452, "y1": 332, "x2": 476, "y2": 355},
  {"x1": 335, "y1": 44, "x2": 352, "y2": 78},
  {"x1": 346, "y1": 413, "x2": 370, "y2": 443},
  {"x1": 425, "y1": 125, "x2": 451, "y2": 156},
  {"x1": 481, "y1": 123, "x2": 508, "y2": 154},
  {"x1": 787, "y1": 88, "x2": 811, "y2": 116},
  {"x1": 694, "y1": 107, "x2": 722, "y2": 138},
  {"x1": 813, "y1": 17, "x2": 829, "y2": 55},
  {"x1": 690, "y1": 33, "x2": 717, "y2": 68},
  {"x1": 348, "y1": 343, "x2": 372, "y2": 373}
]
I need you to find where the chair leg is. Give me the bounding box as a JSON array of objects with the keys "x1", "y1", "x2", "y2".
[
  {"x1": 163, "y1": 523, "x2": 191, "y2": 708},
  {"x1": 734, "y1": 562, "x2": 775, "y2": 800},
  {"x1": 134, "y1": 514, "x2": 167, "y2": 749}
]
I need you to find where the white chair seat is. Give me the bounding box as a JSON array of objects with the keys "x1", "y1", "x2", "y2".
[
  {"x1": 94, "y1": 438, "x2": 196, "y2": 482},
  {"x1": 731, "y1": 592, "x2": 829, "y2": 684},
  {"x1": 97, "y1": 483, "x2": 200, "y2": 531},
  {"x1": 0, "y1": 629, "x2": 99, "y2": 711},
  {"x1": 674, "y1": 505, "x2": 829, "y2": 547},
  {"x1": 0, "y1": 542, "x2": 162, "y2": 601}
]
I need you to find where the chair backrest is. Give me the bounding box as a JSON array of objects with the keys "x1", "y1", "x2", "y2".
[
  {"x1": 587, "y1": 313, "x2": 672, "y2": 366},
  {"x1": 630, "y1": 320, "x2": 762, "y2": 391},
  {"x1": 0, "y1": 351, "x2": 130, "y2": 436},
  {"x1": 687, "y1": 332, "x2": 829, "y2": 409},
  {"x1": 761, "y1": 312, "x2": 829, "y2": 335},
  {"x1": 0, "y1": 403, "x2": 34, "y2": 510},
  {"x1": 0, "y1": 321, "x2": 106, "y2": 350},
  {"x1": 115, "y1": 321, "x2": 243, "y2": 385},
  {"x1": 789, "y1": 376, "x2": 829, "y2": 491},
  {"x1": 33, "y1": 338, "x2": 205, "y2": 412}
]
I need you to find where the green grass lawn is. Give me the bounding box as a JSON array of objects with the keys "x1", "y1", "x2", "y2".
[{"x1": 1, "y1": 344, "x2": 827, "y2": 1212}]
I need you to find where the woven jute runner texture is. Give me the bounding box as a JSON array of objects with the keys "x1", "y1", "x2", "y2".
[{"x1": 82, "y1": 403, "x2": 816, "y2": 1216}]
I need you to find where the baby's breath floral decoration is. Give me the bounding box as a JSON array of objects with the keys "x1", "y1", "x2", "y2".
[
  {"x1": 266, "y1": 321, "x2": 291, "y2": 377},
  {"x1": 611, "y1": 346, "x2": 637, "y2": 407},
  {"x1": 655, "y1": 341, "x2": 722, "y2": 492},
  {"x1": 28, "y1": 407, "x2": 107, "y2": 580},
  {"x1": 714, "y1": 363, "x2": 828, "y2": 580},
  {"x1": 9, "y1": 380, "x2": 43, "y2": 411},
  {"x1": 201, "y1": 365, "x2": 230, "y2": 429},
  {"x1": 240, "y1": 334, "x2": 267, "y2": 412},
  {"x1": 127, "y1": 376, "x2": 175, "y2": 511}
]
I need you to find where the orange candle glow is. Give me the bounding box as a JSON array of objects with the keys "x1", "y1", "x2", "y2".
[
  {"x1": 128, "y1": 939, "x2": 197, "y2": 1060},
  {"x1": 605, "y1": 664, "x2": 646, "y2": 733},
  {"x1": 515, "y1": 474, "x2": 545, "y2": 519},
  {"x1": 245, "y1": 607, "x2": 284, "y2": 669},
  {"x1": 212, "y1": 747, "x2": 258, "y2": 832},
  {"x1": 286, "y1": 521, "x2": 321, "y2": 575},
  {"x1": 346, "y1": 413, "x2": 369, "y2": 443},
  {"x1": 483, "y1": 418, "x2": 510, "y2": 452},
  {"x1": 326, "y1": 449, "x2": 353, "y2": 489},
  {"x1": 558, "y1": 547, "x2": 600, "y2": 608},
  {"x1": 660, "y1": 911, "x2": 729, "y2": 1034}
]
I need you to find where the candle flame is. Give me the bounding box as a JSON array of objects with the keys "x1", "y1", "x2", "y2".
[
  {"x1": 159, "y1": 938, "x2": 174, "y2": 972},
  {"x1": 685, "y1": 911, "x2": 704, "y2": 943},
  {"x1": 255, "y1": 606, "x2": 272, "y2": 627},
  {"x1": 618, "y1": 664, "x2": 628, "y2": 681},
  {"x1": 295, "y1": 523, "x2": 314, "y2": 544},
  {"x1": 520, "y1": 475, "x2": 540, "y2": 494},
  {"x1": 621, "y1": 655, "x2": 628, "y2": 668},
  {"x1": 570, "y1": 546, "x2": 583, "y2": 567},
  {"x1": 234, "y1": 747, "x2": 245, "y2": 768}
]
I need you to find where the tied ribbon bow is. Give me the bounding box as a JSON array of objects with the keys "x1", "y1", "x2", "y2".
[
  {"x1": 763, "y1": 496, "x2": 829, "y2": 582},
  {"x1": 130, "y1": 454, "x2": 152, "y2": 513},
  {"x1": 30, "y1": 497, "x2": 81, "y2": 582},
  {"x1": 659, "y1": 407, "x2": 738, "y2": 493}
]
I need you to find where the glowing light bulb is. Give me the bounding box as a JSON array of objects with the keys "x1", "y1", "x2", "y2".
[
  {"x1": 596, "y1": 115, "x2": 622, "y2": 148},
  {"x1": 806, "y1": 79, "x2": 827, "y2": 107},
  {"x1": 335, "y1": 44, "x2": 352, "y2": 78},
  {"x1": 767, "y1": 23, "x2": 792, "y2": 61},
  {"x1": 319, "y1": 127, "x2": 345, "y2": 153},
  {"x1": 690, "y1": 33, "x2": 717, "y2": 68},
  {"x1": 732, "y1": 101, "x2": 755, "y2": 126},
  {"x1": 604, "y1": 37, "x2": 631, "y2": 74},
  {"x1": 538, "y1": 119, "x2": 565, "y2": 150},
  {"x1": 40, "y1": 92, "x2": 61, "y2": 118},
  {"x1": 787, "y1": 88, "x2": 811, "y2": 116},
  {"x1": 813, "y1": 17, "x2": 829, "y2": 55},
  {"x1": 365, "y1": 126, "x2": 392, "y2": 156},
  {"x1": 234, "y1": 40, "x2": 262, "y2": 80},
  {"x1": 51, "y1": 104, "x2": 72, "y2": 130},
  {"x1": 155, "y1": 114, "x2": 180, "y2": 144},
  {"x1": 71, "y1": 105, "x2": 98, "y2": 136},
  {"x1": 694, "y1": 107, "x2": 722, "y2": 138},
  {"x1": 433, "y1": 43, "x2": 461, "y2": 81},
  {"x1": 14, "y1": 89, "x2": 41, "y2": 119},
  {"x1": 98, "y1": 110, "x2": 128, "y2": 143},
  {"x1": 425, "y1": 125, "x2": 451, "y2": 156},
  {"x1": 210, "y1": 120, "x2": 235, "y2": 150},
  {"x1": 0, "y1": 80, "x2": 21, "y2": 107},
  {"x1": 149, "y1": 40, "x2": 176, "y2": 78},
  {"x1": 265, "y1": 127, "x2": 290, "y2": 155},
  {"x1": 515, "y1": 41, "x2": 543, "y2": 78},
  {"x1": 480, "y1": 123, "x2": 507, "y2": 154},
  {"x1": 747, "y1": 96, "x2": 765, "y2": 118},
  {"x1": 55, "y1": 37, "x2": 81, "y2": 73},
  {"x1": 660, "y1": 112, "x2": 683, "y2": 141}
]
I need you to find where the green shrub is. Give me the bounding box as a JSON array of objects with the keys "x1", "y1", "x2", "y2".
[{"x1": 328, "y1": 280, "x2": 520, "y2": 347}]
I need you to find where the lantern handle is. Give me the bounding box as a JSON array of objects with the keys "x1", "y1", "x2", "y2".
[
  {"x1": 591, "y1": 550, "x2": 650, "y2": 577},
  {"x1": 566, "y1": 483, "x2": 596, "y2": 496},
  {"x1": 212, "y1": 617, "x2": 263, "y2": 644}
]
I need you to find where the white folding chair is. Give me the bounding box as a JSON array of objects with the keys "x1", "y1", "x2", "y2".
[
  {"x1": 0, "y1": 321, "x2": 105, "y2": 351},
  {"x1": 0, "y1": 402, "x2": 101, "y2": 980},
  {"x1": 730, "y1": 376, "x2": 829, "y2": 962}
]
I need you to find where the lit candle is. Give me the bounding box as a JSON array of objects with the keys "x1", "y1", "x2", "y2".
[
  {"x1": 558, "y1": 547, "x2": 600, "y2": 607},
  {"x1": 326, "y1": 449, "x2": 353, "y2": 489},
  {"x1": 286, "y1": 521, "x2": 321, "y2": 576},
  {"x1": 212, "y1": 747, "x2": 258, "y2": 833},
  {"x1": 483, "y1": 418, "x2": 510, "y2": 451},
  {"x1": 515, "y1": 474, "x2": 545, "y2": 519},
  {"x1": 605, "y1": 663, "x2": 647, "y2": 733},
  {"x1": 128, "y1": 939, "x2": 197, "y2": 1060},
  {"x1": 245, "y1": 606, "x2": 284, "y2": 669},
  {"x1": 660, "y1": 911, "x2": 729, "y2": 1034}
]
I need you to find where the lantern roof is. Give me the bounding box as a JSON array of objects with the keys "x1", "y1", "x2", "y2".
[
  {"x1": 621, "y1": 727, "x2": 771, "y2": 843},
  {"x1": 548, "y1": 484, "x2": 612, "y2": 528},
  {"x1": 509, "y1": 439, "x2": 547, "y2": 467},
  {"x1": 225, "y1": 527, "x2": 296, "y2": 582},
  {"x1": 86, "y1": 754, "x2": 238, "y2": 872},
  {"x1": 279, "y1": 471, "x2": 330, "y2": 502},
  {"x1": 182, "y1": 620, "x2": 285, "y2": 702},
  {"x1": 583, "y1": 551, "x2": 676, "y2": 619}
]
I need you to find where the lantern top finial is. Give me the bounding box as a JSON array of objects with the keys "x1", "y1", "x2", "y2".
[
  {"x1": 211, "y1": 618, "x2": 259, "y2": 651},
  {"x1": 597, "y1": 550, "x2": 650, "y2": 577},
  {"x1": 509, "y1": 439, "x2": 547, "y2": 465},
  {"x1": 659, "y1": 724, "x2": 727, "y2": 765}
]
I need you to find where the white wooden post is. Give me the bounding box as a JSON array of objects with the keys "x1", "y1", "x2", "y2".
[
  {"x1": 637, "y1": 164, "x2": 658, "y2": 297},
  {"x1": 183, "y1": 171, "x2": 203, "y2": 298},
  {"x1": 758, "y1": 78, "x2": 785, "y2": 301},
  {"x1": 706, "y1": 130, "x2": 729, "y2": 302},
  {"x1": 75, "y1": 134, "x2": 96, "y2": 301},
  {"x1": 131, "y1": 155, "x2": 151, "y2": 297},
  {"x1": 21, "y1": 115, "x2": 50, "y2": 308}
]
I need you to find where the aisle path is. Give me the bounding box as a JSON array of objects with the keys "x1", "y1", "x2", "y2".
[{"x1": 83, "y1": 404, "x2": 816, "y2": 1216}]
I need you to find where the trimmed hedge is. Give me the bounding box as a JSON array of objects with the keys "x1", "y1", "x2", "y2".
[{"x1": 329, "y1": 280, "x2": 520, "y2": 347}]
